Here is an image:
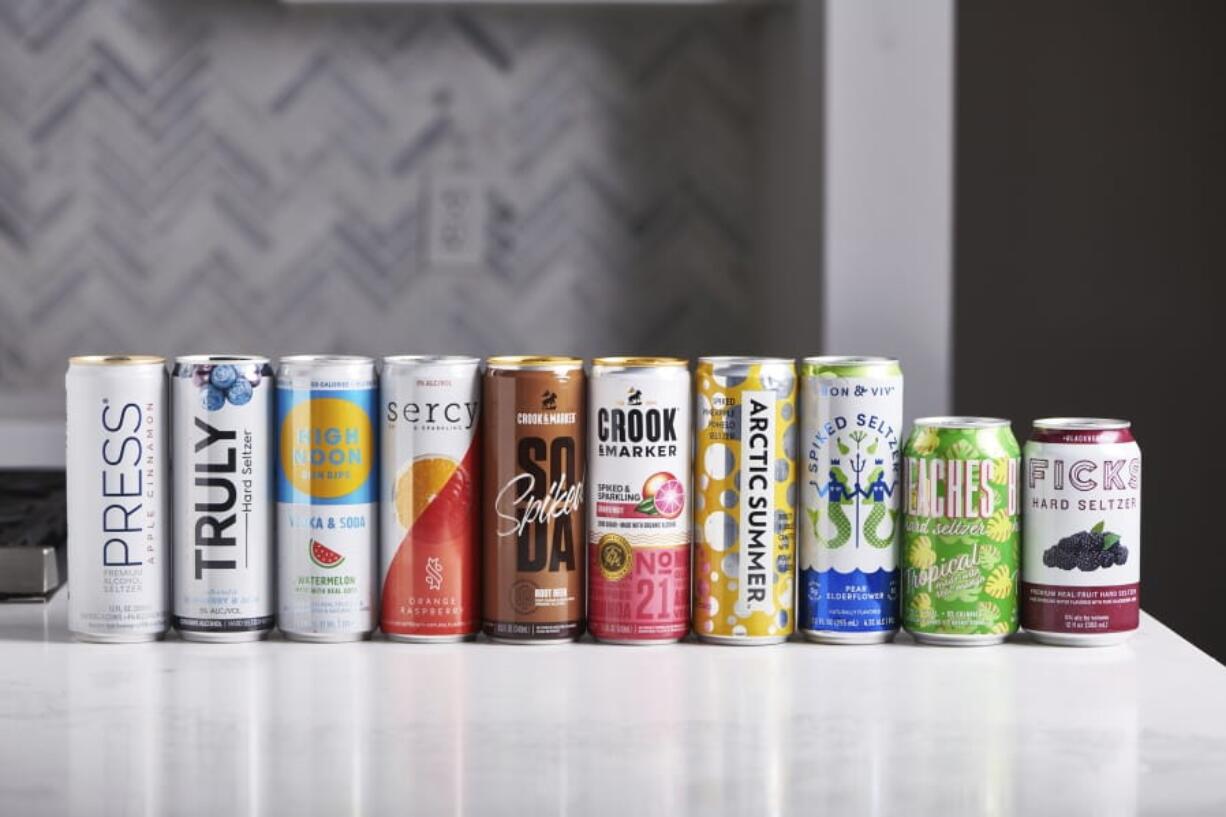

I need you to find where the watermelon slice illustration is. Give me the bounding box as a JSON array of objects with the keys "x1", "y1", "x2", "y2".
[{"x1": 310, "y1": 539, "x2": 344, "y2": 569}]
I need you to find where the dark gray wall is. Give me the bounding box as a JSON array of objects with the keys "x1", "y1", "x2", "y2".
[{"x1": 955, "y1": 1, "x2": 1225, "y2": 660}]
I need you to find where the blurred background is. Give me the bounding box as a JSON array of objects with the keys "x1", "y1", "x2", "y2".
[{"x1": 0, "y1": 0, "x2": 1220, "y2": 658}]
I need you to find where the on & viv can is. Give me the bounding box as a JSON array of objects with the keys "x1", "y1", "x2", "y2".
[
  {"x1": 1022, "y1": 418, "x2": 1141, "y2": 646},
  {"x1": 172, "y1": 355, "x2": 275, "y2": 641},
  {"x1": 903, "y1": 417, "x2": 1020, "y2": 645},
  {"x1": 380, "y1": 356, "x2": 481, "y2": 642},
  {"x1": 692, "y1": 356, "x2": 797, "y2": 645},
  {"x1": 483, "y1": 356, "x2": 585, "y2": 644},
  {"x1": 799, "y1": 356, "x2": 903, "y2": 644},
  {"x1": 66, "y1": 355, "x2": 169, "y2": 642},
  {"x1": 276, "y1": 355, "x2": 378, "y2": 642},
  {"x1": 588, "y1": 357, "x2": 691, "y2": 644}
]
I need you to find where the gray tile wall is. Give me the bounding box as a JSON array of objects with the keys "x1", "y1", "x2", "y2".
[{"x1": 0, "y1": 0, "x2": 761, "y2": 406}]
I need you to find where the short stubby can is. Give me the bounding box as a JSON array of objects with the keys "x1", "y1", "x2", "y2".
[
  {"x1": 483, "y1": 357, "x2": 586, "y2": 644},
  {"x1": 173, "y1": 355, "x2": 276, "y2": 641},
  {"x1": 1022, "y1": 418, "x2": 1141, "y2": 646},
  {"x1": 903, "y1": 417, "x2": 1020, "y2": 645},
  {"x1": 692, "y1": 357, "x2": 797, "y2": 645},
  {"x1": 380, "y1": 356, "x2": 481, "y2": 642},
  {"x1": 276, "y1": 355, "x2": 378, "y2": 642},
  {"x1": 799, "y1": 356, "x2": 903, "y2": 644},
  {"x1": 588, "y1": 357, "x2": 691, "y2": 644},
  {"x1": 66, "y1": 355, "x2": 170, "y2": 642}
]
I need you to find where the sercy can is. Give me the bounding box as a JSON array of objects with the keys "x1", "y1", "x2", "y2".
[
  {"x1": 380, "y1": 355, "x2": 481, "y2": 642},
  {"x1": 903, "y1": 417, "x2": 1020, "y2": 646},
  {"x1": 172, "y1": 355, "x2": 275, "y2": 641},
  {"x1": 65, "y1": 355, "x2": 170, "y2": 642},
  {"x1": 799, "y1": 356, "x2": 904, "y2": 644},
  {"x1": 483, "y1": 356, "x2": 585, "y2": 644},
  {"x1": 693, "y1": 356, "x2": 797, "y2": 645},
  {"x1": 1022, "y1": 418, "x2": 1141, "y2": 646},
  {"x1": 587, "y1": 357, "x2": 691, "y2": 644},
  {"x1": 276, "y1": 355, "x2": 378, "y2": 642}
]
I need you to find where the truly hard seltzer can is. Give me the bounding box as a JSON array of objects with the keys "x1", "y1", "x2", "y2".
[
  {"x1": 693, "y1": 357, "x2": 797, "y2": 645},
  {"x1": 276, "y1": 355, "x2": 378, "y2": 642},
  {"x1": 588, "y1": 357, "x2": 691, "y2": 644},
  {"x1": 380, "y1": 356, "x2": 481, "y2": 642},
  {"x1": 1022, "y1": 418, "x2": 1141, "y2": 646},
  {"x1": 903, "y1": 417, "x2": 1021, "y2": 646},
  {"x1": 66, "y1": 355, "x2": 169, "y2": 642},
  {"x1": 799, "y1": 356, "x2": 903, "y2": 644},
  {"x1": 172, "y1": 355, "x2": 275, "y2": 642},
  {"x1": 483, "y1": 356, "x2": 586, "y2": 644}
]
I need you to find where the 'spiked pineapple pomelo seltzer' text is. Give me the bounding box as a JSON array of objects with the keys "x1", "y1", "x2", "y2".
[{"x1": 693, "y1": 357, "x2": 797, "y2": 645}]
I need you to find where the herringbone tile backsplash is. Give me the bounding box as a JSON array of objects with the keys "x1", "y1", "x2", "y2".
[{"x1": 0, "y1": 0, "x2": 760, "y2": 409}]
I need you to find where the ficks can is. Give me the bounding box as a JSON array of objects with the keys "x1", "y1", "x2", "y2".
[
  {"x1": 1022, "y1": 418, "x2": 1141, "y2": 646},
  {"x1": 380, "y1": 356, "x2": 481, "y2": 642},
  {"x1": 65, "y1": 356, "x2": 169, "y2": 642},
  {"x1": 483, "y1": 356, "x2": 585, "y2": 644},
  {"x1": 799, "y1": 356, "x2": 904, "y2": 644},
  {"x1": 171, "y1": 356, "x2": 275, "y2": 641},
  {"x1": 588, "y1": 357, "x2": 691, "y2": 644},
  {"x1": 276, "y1": 355, "x2": 378, "y2": 642},
  {"x1": 902, "y1": 417, "x2": 1021, "y2": 646},
  {"x1": 693, "y1": 357, "x2": 797, "y2": 645}
]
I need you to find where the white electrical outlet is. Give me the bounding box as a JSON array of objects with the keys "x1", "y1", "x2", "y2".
[{"x1": 426, "y1": 176, "x2": 486, "y2": 269}]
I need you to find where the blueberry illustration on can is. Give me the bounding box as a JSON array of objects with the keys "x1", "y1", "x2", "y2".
[
  {"x1": 202, "y1": 385, "x2": 226, "y2": 411},
  {"x1": 210, "y1": 365, "x2": 238, "y2": 390},
  {"x1": 226, "y1": 377, "x2": 253, "y2": 406}
]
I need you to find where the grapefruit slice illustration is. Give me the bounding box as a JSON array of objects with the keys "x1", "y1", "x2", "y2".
[
  {"x1": 310, "y1": 539, "x2": 344, "y2": 569},
  {"x1": 652, "y1": 479, "x2": 686, "y2": 518}
]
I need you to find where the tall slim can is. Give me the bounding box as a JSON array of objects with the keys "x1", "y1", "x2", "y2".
[
  {"x1": 172, "y1": 355, "x2": 275, "y2": 642},
  {"x1": 66, "y1": 355, "x2": 169, "y2": 642},
  {"x1": 276, "y1": 355, "x2": 378, "y2": 642},
  {"x1": 693, "y1": 356, "x2": 797, "y2": 645}
]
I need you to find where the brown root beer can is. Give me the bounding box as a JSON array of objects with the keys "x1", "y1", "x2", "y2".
[{"x1": 482, "y1": 356, "x2": 586, "y2": 643}]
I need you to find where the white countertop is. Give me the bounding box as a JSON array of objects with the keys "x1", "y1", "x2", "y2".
[{"x1": 2, "y1": 595, "x2": 1225, "y2": 817}]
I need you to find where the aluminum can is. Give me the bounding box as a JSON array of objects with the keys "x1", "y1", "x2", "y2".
[
  {"x1": 1022, "y1": 418, "x2": 1141, "y2": 646},
  {"x1": 799, "y1": 356, "x2": 903, "y2": 644},
  {"x1": 172, "y1": 355, "x2": 275, "y2": 642},
  {"x1": 902, "y1": 417, "x2": 1020, "y2": 645},
  {"x1": 588, "y1": 357, "x2": 691, "y2": 644},
  {"x1": 482, "y1": 356, "x2": 585, "y2": 644},
  {"x1": 276, "y1": 355, "x2": 378, "y2": 642},
  {"x1": 692, "y1": 356, "x2": 797, "y2": 645},
  {"x1": 66, "y1": 355, "x2": 169, "y2": 642},
  {"x1": 380, "y1": 356, "x2": 481, "y2": 642}
]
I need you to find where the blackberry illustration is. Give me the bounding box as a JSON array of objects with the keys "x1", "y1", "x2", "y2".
[
  {"x1": 1097, "y1": 549, "x2": 1116, "y2": 569},
  {"x1": 1056, "y1": 550, "x2": 1077, "y2": 570},
  {"x1": 1114, "y1": 545, "x2": 1129, "y2": 565},
  {"x1": 1042, "y1": 548, "x2": 1057, "y2": 568},
  {"x1": 1076, "y1": 550, "x2": 1100, "y2": 572},
  {"x1": 1057, "y1": 535, "x2": 1080, "y2": 553}
]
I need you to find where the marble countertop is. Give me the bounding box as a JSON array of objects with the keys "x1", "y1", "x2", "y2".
[{"x1": 2, "y1": 595, "x2": 1224, "y2": 816}]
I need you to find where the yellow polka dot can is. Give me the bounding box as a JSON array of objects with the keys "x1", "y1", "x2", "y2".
[
  {"x1": 276, "y1": 355, "x2": 378, "y2": 642},
  {"x1": 693, "y1": 357, "x2": 798, "y2": 644}
]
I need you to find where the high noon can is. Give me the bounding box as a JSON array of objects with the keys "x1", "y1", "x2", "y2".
[
  {"x1": 693, "y1": 356, "x2": 797, "y2": 645},
  {"x1": 799, "y1": 356, "x2": 903, "y2": 644},
  {"x1": 380, "y1": 356, "x2": 481, "y2": 642},
  {"x1": 172, "y1": 355, "x2": 275, "y2": 641},
  {"x1": 276, "y1": 355, "x2": 378, "y2": 642},
  {"x1": 1022, "y1": 418, "x2": 1141, "y2": 646},
  {"x1": 902, "y1": 417, "x2": 1020, "y2": 645},
  {"x1": 483, "y1": 356, "x2": 585, "y2": 644},
  {"x1": 588, "y1": 357, "x2": 691, "y2": 644},
  {"x1": 65, "y1": 355, "x2": 169, "y2": 642}
]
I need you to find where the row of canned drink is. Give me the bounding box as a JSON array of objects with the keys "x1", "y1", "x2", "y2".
[{"x1": 64, "y1": 353, "x2": 1140, "y2": 647}]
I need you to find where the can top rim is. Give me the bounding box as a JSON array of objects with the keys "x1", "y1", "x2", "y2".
[
  {"x1": 279, "y1": 354, "x2": 374, "y2": 365},
  {"x1": 69, "y1": 355, "x2": 164, "y2": 366},
  {"x1": 175, "y1": 354, "x2": 269, "y2": 365},
  {"x1": 1033, "y1": 417, "x2": 1131, "y2": 431},
  {"x1": 802, "y1": 355, "x2": 899, "y2": 366},
  {"x1": 592, "y1": 356, "x2": 688, "y2": 368},
  {"x1": 486, "y1": 355, "x2": 583, "y2": 370},
  {"x1": 914, "y1": 416, "x2": 1011, "y2": 429},
  {"x1": 698, "y1": 355, "x2": 794, "y2": 366},
  {"x1": 383, "y1": 355, "x2": 481, "y2": 367}
]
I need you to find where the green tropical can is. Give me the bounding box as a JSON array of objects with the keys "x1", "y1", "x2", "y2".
[{"x1": 902, "y1": 417, "x2": 1020, "y2": 645}]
